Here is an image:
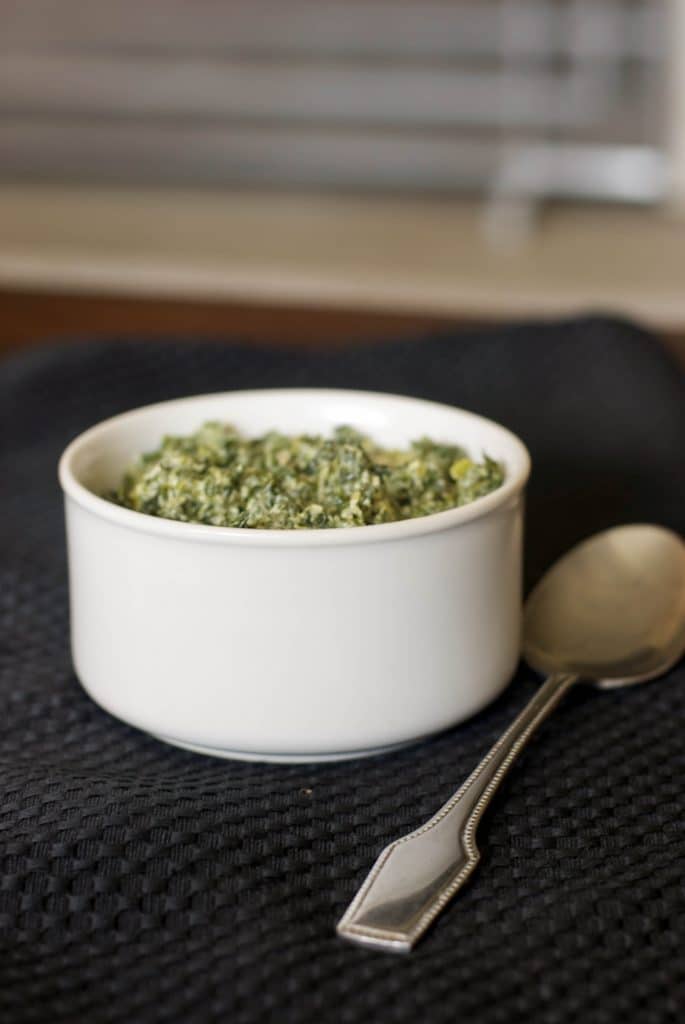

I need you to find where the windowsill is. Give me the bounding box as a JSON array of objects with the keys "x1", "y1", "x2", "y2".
[{"x1": 1, "y1": 184, "x2": 685, "y2": 329}]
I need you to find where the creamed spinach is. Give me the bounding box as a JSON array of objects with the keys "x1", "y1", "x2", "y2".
[{"x1": 110, "y1": 422, "x2": 504, "y2": 529}]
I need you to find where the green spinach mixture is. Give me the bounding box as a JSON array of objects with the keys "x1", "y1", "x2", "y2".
[{"x1": 110, "y1": 422, "x2": 504, "y2": 529}]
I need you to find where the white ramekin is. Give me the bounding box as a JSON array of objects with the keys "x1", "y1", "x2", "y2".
[{"x1": 58, "y1": 389, "x2": 530, "y2": 762}]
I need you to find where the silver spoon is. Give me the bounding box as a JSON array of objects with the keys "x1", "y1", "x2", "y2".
[{"x1": 337, "y1": 523, "x2": 685, "y2": 953}]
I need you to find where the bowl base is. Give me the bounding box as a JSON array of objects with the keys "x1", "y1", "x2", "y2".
[{"x1": 152, "y1": 733, "x2": 415, "y2": 763}]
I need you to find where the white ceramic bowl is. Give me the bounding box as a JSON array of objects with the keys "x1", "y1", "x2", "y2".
[{"x1": 58, "y1": 389, "x2": 530, "y2": 762}]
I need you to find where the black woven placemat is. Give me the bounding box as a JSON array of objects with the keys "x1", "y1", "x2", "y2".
[{"x1": 0, "y1": 317, "x2": 684, "y2": 1024}]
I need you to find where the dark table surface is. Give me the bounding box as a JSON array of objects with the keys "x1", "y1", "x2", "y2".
[{"x1": 0, "y1": 317, "x2": 683, "y2": 1024}]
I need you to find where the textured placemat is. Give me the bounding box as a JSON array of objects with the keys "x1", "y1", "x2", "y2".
[{"x1": 0, "y1": 317, "x2": 683, "y2": 1024}]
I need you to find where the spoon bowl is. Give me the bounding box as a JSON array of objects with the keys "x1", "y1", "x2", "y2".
[{"x1": 524, "y1": 524, "x2": 685, "y2": 686}]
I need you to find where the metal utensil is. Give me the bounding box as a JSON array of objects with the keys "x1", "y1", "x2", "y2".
[{"x1": 337, "y1": 524, "x2": 685, "y2": 953}]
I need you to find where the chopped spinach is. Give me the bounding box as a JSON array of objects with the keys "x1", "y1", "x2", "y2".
[{"x1": 109, "y1": 422, "x2": 504, "y2": 529}]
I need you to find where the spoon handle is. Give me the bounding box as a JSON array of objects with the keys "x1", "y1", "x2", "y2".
[{"x1": 337, "y1": 672, "x2": 578, "y2": 953}]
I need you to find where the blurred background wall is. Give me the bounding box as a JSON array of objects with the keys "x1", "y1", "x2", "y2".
[{"x1": 1, "y1": 0, "x2": 684, "y2": 357}]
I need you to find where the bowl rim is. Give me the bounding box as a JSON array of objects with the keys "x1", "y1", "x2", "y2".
[{"x1": 58, "y1": 388, "x2": 531, "y2": 547}]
